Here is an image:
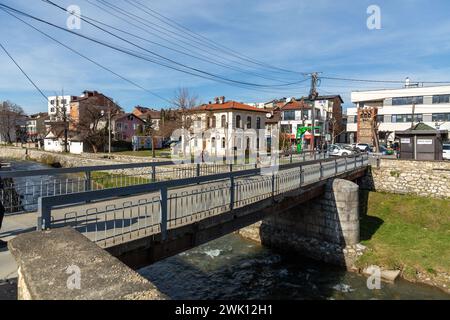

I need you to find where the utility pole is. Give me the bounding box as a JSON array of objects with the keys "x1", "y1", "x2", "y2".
[{"x1": 308, "y1": 72, "x2": 320, "y2": 153}]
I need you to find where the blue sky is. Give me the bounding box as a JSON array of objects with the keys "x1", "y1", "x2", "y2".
[{"x1": 1, "y1": 0, "x2": 450, "y2": 114}]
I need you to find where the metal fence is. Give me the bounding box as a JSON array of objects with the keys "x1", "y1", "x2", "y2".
[
  {"x1": 0, "y1": 150, "x2": 328, "y2": 215},
  {"x1": 38, "y1": 154, "x2": 369, "y2": 248}
]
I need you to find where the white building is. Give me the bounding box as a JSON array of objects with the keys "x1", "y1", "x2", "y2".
[
  {"x1": 178, "y1": 97, "x2": 268, "y2": 160},
  {"x1": 47, "y1": 95, "x2": 73, "y2": 122},
  {"x1": 347, "y1": 83, "x2": 450, "y2": 143}
]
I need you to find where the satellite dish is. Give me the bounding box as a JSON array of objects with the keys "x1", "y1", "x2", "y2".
[{"x1": 266, "y1": 113, "x2": 272, "y2": 119}]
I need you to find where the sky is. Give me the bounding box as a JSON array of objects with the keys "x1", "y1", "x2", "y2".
[{"x1": 1, "y1": 0, "x2": 450, "y2": 114}]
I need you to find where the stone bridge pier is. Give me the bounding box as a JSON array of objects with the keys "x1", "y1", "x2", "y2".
[{"x1": 239, "y1": 178, "x2": 363, "y2": 268}]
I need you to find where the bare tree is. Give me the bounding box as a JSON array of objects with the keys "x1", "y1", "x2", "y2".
[
  {"x1": 0, "y1": 101, "x2": 25, "y2": 144},
  {"x1": 74, "y1": 100, "x2": 122, "y2": 153}
]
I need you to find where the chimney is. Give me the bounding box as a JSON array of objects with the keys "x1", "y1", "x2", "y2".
[
  {"x1": 219, "y1": 96, "x2": 225, "y2": 104},
  {"x1": 405, "y1": 77, "x2": 410, "y2": 88}
]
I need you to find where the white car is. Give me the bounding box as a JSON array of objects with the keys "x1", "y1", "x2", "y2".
[
  {"x1": 443, "y1": 144, "x2": 450, "y2": 160},
  {"x1": 328, "y1": 144, "x2": 354, "y2": 157},
  {"x1": 355, "y1": 143, "x2": 371, "y2": 152}
]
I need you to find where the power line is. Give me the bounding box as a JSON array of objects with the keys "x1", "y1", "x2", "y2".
[
  {"x1": 77, "y1": 0, "x2": 302, "y2": 84},
  {"x1": 93, "y1": 0, "x2": 304, "y2": 79},
  {"x1": 322, "y1": 76, "x2": 450, "y2": 85},
  {"x1": 41, "y1": 0, "x2": 308, "y2": 89},
  {"x1": 124, "y1": 0, "x2": 305, "y2": 75},
  {"x1": 0, "y1": 5, "x2": 310, "y2": 106},
  {"x1": 0, "y1": 41, "x2": 47, "y2": 101}
]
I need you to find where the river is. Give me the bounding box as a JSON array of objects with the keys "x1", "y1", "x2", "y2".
[
  {"x1": 3, "y1": 160, "x2": 449, "y2": 300},
  {"x1": 139, "y1": 233, "x2": 449, "y2": 300}
]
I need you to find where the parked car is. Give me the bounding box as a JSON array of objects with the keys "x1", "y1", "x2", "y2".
[
  {"x1": 328, "y1": 144, "x2": 355, "y2": 157},
  {"x1": 443, "y1": 143, "x2": 450, "y2": 160},
  {"x1": 355, "y1": 143, "x2": 371, "y2": 152}
]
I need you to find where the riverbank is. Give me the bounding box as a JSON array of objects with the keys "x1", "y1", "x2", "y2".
[{"x1": 356, "y1": 191, "x2": 450, "y2": 294}]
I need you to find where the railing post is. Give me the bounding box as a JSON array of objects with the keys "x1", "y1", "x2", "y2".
[
  {"x1": 151, "y1": 165, "x2": 156, "y2": 182},
  {"x1": 229, "y1": 163, "x2": 233, "y2": 173},
  {"x1": 196, "y1": 163, "x2": 201, "y2": 177},
  {"x1": 230, "y1": 176, "x2": 235, "y2": 210},
  {"x1": 271, "y1": 172, "x2": 275, "y2": 198},
  {"x1": 335, "y1": 158, "x2": 338, "y2": 175},
  {"x1": 37, "y1": 197, "x2": 51, "y2": 231},
  {"x1": 303, "y1": 152, "x2": 306, "y2": 162},
  {"x1": 319, "y1": 161, "x2": 323, "y2": 180},
  {"x1": 160, "y1": 187, "x2": 168, "y2": 241},
  {"x1": 290, "y1": 151, "x2": 293, "y2": 164},
  {"x1": 85, "y1": 171, "x2": 91, "y2": 191},
  {"x1": 345, "y1": 156, "x2": 348, "y2": 171},
  {"x1": 299, "y1": 165, "x2": 304, "y2": 187}
]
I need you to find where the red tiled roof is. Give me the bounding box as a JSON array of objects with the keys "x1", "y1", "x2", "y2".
[
  {"x1": 191, "y1": 101, "x2": 269, "y2": 113},
  {"x1": 281, "y1": 99, "x2": 309, "y2": 110}
]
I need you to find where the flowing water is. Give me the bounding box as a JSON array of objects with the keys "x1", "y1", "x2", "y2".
[{"x1": 139, "y1": 233, "x2": 449, "y2": 300}]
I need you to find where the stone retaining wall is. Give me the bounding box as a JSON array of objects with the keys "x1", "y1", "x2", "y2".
[
  {"x1": 239, "y1": 179, "x2": 365, "y2": 268},
  {"x1": 362, "y1": 158, "x2": 450, "y2": 198}
]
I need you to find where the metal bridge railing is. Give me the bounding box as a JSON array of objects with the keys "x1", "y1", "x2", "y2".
[
  {"x1": 0, "y1": 150, "x2": 328, "y2": 215},
  {"x1": 37, "y1": 154, "x2": 369, "y2": 248}
]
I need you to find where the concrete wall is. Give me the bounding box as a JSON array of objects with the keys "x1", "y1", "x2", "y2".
[
  {"x1": 363, "y1": 158, "x2": 450, "y2": 198},
  {"x1": 8, "y1": 227, "x2": 166, "y2": 300},
  {"x1": 239, "y1": 179, "x2": 365, "y2": 269}
]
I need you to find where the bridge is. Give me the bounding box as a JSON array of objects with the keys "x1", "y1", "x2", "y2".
[{"x1": 1, "y1": 152, "x2": 369, "y2": 269}]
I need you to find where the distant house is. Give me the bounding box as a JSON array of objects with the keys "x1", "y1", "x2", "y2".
[
  {"x1": 26, "y1": 112, "x2": 49, "y2": 142},
  {"x1": 132, "y1": 106, "x2": 161, "y2": 131},
  {"x1": 43, "y1": 130, "x2": 85, "y2": 154},
  {"x1": 112, "y1": 113, "x2": 146, "y2": 142}
]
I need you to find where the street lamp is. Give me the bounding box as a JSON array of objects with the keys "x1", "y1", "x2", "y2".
[{"x1": 101, "y1": 109, "x2": 111, "y2": 157}]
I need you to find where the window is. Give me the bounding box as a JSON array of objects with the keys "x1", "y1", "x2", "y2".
[
  {"x1": 212, "y1": 116, "x2": 216, "y2": 128},
  {"x1": 61, "y1": 99, "x2": 67, "y2": 105},
  {"x1": 236, "y1": 115, "x2": 242, "y2": 128},
  {"x1": 222, "y1": 137, "x2": 226, "y2": 148},
  {"x1": 281, "y1": 124, "x2": 292, "y2": 133},
  {"x1": 221, "y1": 115, "x2": 226, "y2": 128},
  {"x1": 347, "y1": 115, "x2": 355, "y2": 123},
  {"x1": 391, "y1": 114, "x2": 423, "y2": 123},
  {"x1": 256, "y1": 117, "x2": 261, "y2": 129},
  {"x1": 432, "y1": 95, "x2": 450, "y2": 104},
  {"x1": 247, "y1": 116, "x2": 252, "y2": 129},
  {"x1": 50, "y1": 107, "x2": 55, "y2": 113},
  {"x1": 432, "y1": 113, "x2": 450, "y2": 122},
  {"x1": 283, "y1": 110, "x2": 295, "y2": 121},
  {"x1": 392, "y1": 96, "x2": 423, "y2": 105},
  {"x1": 50, "y1": 100, "x2": 55, "y2": 105},
  {"x1": 376, "y1": 115, "x2": 384, "y2": 123},
  {"x1": 211, "y1": 137, "x2": 216, "y2": 148}
]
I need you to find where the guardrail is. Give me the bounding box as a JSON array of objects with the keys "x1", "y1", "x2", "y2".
[
  {"x1": 0, "y1": 150, "x2": 328, "y2": 214},
  {"x1": 38, "y1": 154, "x2": 369, "y2": 247}
]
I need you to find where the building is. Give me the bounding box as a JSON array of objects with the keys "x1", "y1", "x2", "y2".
[
  {"x1": 132, "y1": 106, "x2": 161, "y2": 131},
  {"x1": 274, "y1": 95, "x2": 345, "y2": 150},
  {"x1": 112, "y1": 113, "x2": 146, "y2": 143},
  {"x1": 47, "y1": 91, "x2": 121, "y2": 130},
  {"x1": 26, "y1": 112, "x2": 49, "y2": 142},
  {"x1": 347, "y1": 82, "x2": 450, "y2": 145},
  {"x1": 43, "y1": 129, "x2": 84, "y2": 154},
  {"x1": 180, "y1": 97, "x2": 268, "y2": 159}
]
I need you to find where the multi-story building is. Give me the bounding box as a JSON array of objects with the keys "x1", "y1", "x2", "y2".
[
  {"x1": 181, "y1": 97, "x2": 268, "y2": 159},
  {"x1": 47, "y1": 91, "x2": 121, "y2": 129},
  {"x1": 26, "y1": 112, "x2": 49, "y2": 142},
  {"x1": 274, "y1": 95, "x2": 345, "y2": 149},
  {"x1": 112, "y1": 113, "x2": 146, "y2": 142},
  {"x1": 347, "y1": 83, "x2": 450, "y2": 144}
]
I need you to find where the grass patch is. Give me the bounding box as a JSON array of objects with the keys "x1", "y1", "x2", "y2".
[
  {"x1": 91, "y1": 172, "x2": 150, "y2": 189},
  {"x1": 357, "y1": 191, "x2": 450, "y2": 281}
]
